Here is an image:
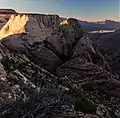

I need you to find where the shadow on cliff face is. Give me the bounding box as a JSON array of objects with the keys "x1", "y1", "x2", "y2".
[
  {"x1": 90, "y1": 30, "x2": 120, "y2": 76},
  {"x1": 0, "y1": 17, "x2": 120, "y2": 118},
  {"x1": 44, "y1": 18, "x2": 85, "y2": 61}
]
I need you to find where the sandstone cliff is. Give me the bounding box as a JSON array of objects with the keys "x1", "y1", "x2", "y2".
[
  {"x1": 0, "y1": 9, "x2": 120, "y2": 118},
  {"x1": 0, "y1": 10, "x2": 61, "y2": 42},
  {"x1": 28, "y1": 14, "x2": 60, "y2": 27}
]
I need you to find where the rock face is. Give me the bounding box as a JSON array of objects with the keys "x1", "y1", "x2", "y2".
[
  {"x1": 24, "y1": 14, "x2": 60, "y2": 42},
  {"x1": 0, "y1": 9, "x2": 17, "y2": 14},
  {"x1": 26, "y1": 42, "x2": 63, "y2": 72},
  {"x1": 45, "y1": 18, "x2": 84, "y2": 61},
  {"x1": 1, "y1": 34, "x2": 28, "y2": 53},
  {"x1": 0, "y1": 10, "x2": 61, "y2": 42},
  {"x1": 90, "y1": 30, "x2": 120, "y2": 75},
  {"x1": 72, "y1": 35, "x2": 96, "y2": 59},
  {"x1": 29, "y1": 14, "x2": 60, "y2": 27},
  {"x1": 25, "y1": 16, "x2": 53, "y2": 41},
  {"x1": 0, "y1": 15, "x2": 28, "y2": 40},
  {"x1": 0, "y1": 17, "x2": 120, "y2": 118}
]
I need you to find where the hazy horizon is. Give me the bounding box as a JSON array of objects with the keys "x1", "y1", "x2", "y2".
[{"x1": 0, "y1": 0, "x2": 119, "y2": 22}]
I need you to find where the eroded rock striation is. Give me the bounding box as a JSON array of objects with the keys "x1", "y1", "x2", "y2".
[
  {"x1": 0, "y1": 10, "x2": 61, "y2": 42},
  {"x1": 0, "y1": 17, "x2": 120, "y2": 118},
  {"x1": 29, "y1": 14, "x2": 60, "y2": 27}
]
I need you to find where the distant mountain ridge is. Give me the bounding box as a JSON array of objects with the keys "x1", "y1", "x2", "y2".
[
  {"x1": 0, "y1": 9, "x2": 120, "y2": 32},
  {"x1": 61, "y1": 17, "x2": 120, "y2": 31},
  {"x1": 79, "y1": 19, "x2": 120, "y2": 32}
]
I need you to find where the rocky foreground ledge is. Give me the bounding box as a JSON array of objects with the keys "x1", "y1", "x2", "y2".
[{"x1": 0, "y1": 18, "x2": 120, "y2": 118}]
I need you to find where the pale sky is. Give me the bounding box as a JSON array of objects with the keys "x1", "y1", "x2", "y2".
[{"x1": 0, "y1": 0, "x2": 119, "y2": 21}]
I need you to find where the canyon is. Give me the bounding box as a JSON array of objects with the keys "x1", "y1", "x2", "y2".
[{"x1": 0, "y1": 9, "x2": 120, "y2": 118}]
